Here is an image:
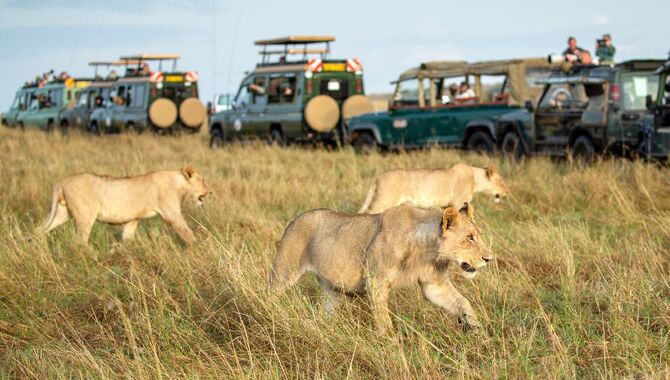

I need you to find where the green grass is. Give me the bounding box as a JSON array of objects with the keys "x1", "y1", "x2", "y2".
[{"x1": 0, "y1": 128, "x2": 668, "y2": 378}]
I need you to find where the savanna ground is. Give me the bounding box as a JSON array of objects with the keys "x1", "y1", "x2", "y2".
[{"x1": 0, "y1": 127, "x2": 668, "y2": 379}]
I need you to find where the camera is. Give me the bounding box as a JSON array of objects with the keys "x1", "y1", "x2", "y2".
[{"x1": 597, "y1": 39, "x2": 606, "y2": 47}]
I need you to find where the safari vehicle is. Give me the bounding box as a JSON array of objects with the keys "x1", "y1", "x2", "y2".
[
  {"x1": 3, "y1": 86, "x2": 37, "y2": 128},
  {"x1": 347, "y1": 58, "x2": 561, "y2": 152},
  {"x1": 496, "y1": 59, "x2": 665, "y2": 161},
  {"x1": 14, "y1": 74, "x2": 91, "y2": 132},
  {"x1": 638, "y1": 58, "x2": 670, "y2": 160},
  {"x1": 209, "y1": 36, "x2": 372, "y2": 148},
  {"x1": 59, "y1": 61, "x2": 126, "y2": 131},
  {"x1": 89, "y1": 54, "x2": 206, "y2": 134}
]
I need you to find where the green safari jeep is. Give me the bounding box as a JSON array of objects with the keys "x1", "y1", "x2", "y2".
[
  {"x1": 496, "y1": 59, "x2": 665, "y2": 161},
  {"x1": 209, "y1": 36, "x2": 373, "y2": 148},
  {"x1": 14, "y1": 76, "x2": 91, "y2": 131},
  {"x1": 347, "y1": 58, "x2": 561, "y2": 152},
  {"x1": 89, "y1": 54, "x2": 207, "y2": 134}
]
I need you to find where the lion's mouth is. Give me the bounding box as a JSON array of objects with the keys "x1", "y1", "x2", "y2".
[
  {"x1": 494, "y1": 194, "x2": 501, "y2": 203},
  {"x1": 461, "y1": 262, "x2": 476, "y2": 273},
  {"x1": 198, "y1": 195, "x2": 205, "y2": 202}
]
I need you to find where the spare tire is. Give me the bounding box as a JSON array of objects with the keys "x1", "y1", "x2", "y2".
[
  {"x1": 149, "y1": 98, "x2": 178, "y2": 129},
  {"x1": 304, "y1": 95, "x2": 340, "y2": 132},
  {"x1": 342, "y1": 95, "x2": 374, "y2": 120},
  {"x1": 179, "y1": 97, "x2": 206, "y2": 128}
]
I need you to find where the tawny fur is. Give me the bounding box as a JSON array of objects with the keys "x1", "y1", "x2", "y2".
[
  {"x1": 269, "y1": 204, "x2": 494, "y2": 332},
  {"x1": 41, "y1": 166, "x2": 211, "y2": 243},
  {"x1": 359, "y1": 163, "x2": 509, "y2": 213}
]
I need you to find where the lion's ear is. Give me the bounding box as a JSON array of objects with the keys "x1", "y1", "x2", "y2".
[
  {"x1": 441, "y1": 206, "x2": 460, "y2": 235},
  {"x1": 459, "y1": 202, "x2": 474, "y2": 220},
  {"x1": 486, "y1": 165, "x2": 497, "y2": 178},
  {"x1": 182, "y1": 165, "x2": 195, "y2": 179}
]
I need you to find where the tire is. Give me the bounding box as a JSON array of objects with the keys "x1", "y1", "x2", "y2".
[
  {"x1": 125, "y1": 122, "x2": 138, "y2": 134},
  {"x1": 88, "y1": 121, "x2": 101, "y2": 135},
  {"x1": 571, "y1": 135, "x2": 595, "y2": 163},
  {"x1": 500, "y1": 131, "x2": 523, "y2": 160},
  {"x1": 210, "y1": 128, "x2": 224, "y2": 149},
  {"x1": 59, "y1": 121, "x2": 69, "y2": 135},
  {"x1": 352, "y1": 132, "x2": 377, "y2": 153},
  {"x1": 17, "y1": 121, "x2": 25, "y2": 131},
  {"x1": 269, "y1": 128, "x2": 286, "y2": 147},
  {"x1": 465, "y1": 130, "x2": 495, "y2": 154},
  {"x1": 46, "y1": 120, "x2": 55, "y2": 133}
]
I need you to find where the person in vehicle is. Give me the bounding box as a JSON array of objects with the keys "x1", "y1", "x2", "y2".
[
  {"x1": 563, "y1": 36, "x2": 592, "y2": 63},
  {"x1": 595, "y1": 34, "x2": 616, "y2": 63},
  {"x1": 95, "y1": 95, "x2": 104, "y2": 107},
  {"x1": 455, "y1": 82, "x2": 476, "y2": 100}
]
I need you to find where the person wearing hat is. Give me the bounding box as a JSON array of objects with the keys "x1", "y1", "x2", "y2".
[{"x1": 595, "y1": 34, "x2": 616, "y2": 63}]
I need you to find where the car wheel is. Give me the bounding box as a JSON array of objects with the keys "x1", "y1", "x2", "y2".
[
  {"x1": 210, "y1": 129, "x2": 224, "y2": 149},
  {"x1": 59, "y1": 121, "x2": 69, "y2": 135},
  {"x1": 125, "y1": 122, "x2": 137, "y2": 134},
  {"x1": 89, "y1": 121, "x2": 101, "y2": 135},
  {"x1": 571, "y1": 135, "x2": 595, "y2": 163},
  {"x1": 466, "y1": 131, "x2": 495, "y2": 154},
  {"x1": 17, "y1": 121, "x2": 25, "y2": 131},
  {"x1": 46, "y1": 121, "x2": 55, "y2": 133},
  {"x1": 501, "y1": 131, "x2": 523, "y2": 160},
  {"x1": 269, "y1": 128, "x2": 286, "y2": 147},
  {"x1": 352, "y1": 132, "x2": 377, "y2": 153}
]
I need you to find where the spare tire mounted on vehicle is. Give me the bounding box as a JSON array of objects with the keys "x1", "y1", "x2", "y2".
[
  {"x1": 342, "y1": 95, "x2": 374, "y2": 120},
  {"x1": 179, "y1": 98, "x2": 207, "y2": 128},
  {"x1": 304, "y1": 95, "x2": 340, "y2": 132},
  {"x1": 149, "y1": 98, "x2": 178, "y2": 129}
]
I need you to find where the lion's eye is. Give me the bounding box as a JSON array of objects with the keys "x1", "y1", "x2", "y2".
[{"x1": 467, "y1": 235, "x2": 476, "y2": 243}]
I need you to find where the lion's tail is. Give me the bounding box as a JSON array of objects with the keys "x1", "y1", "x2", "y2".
[
  {"x1": 41, "y1": 184, "x2": 67, "y2": 233},
  {"x1": 358, "y1": 180, "x2": 377, "y2": 214}
]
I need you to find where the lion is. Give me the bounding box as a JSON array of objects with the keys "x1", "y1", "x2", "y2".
[
  {"x1": 358, "y1": 163, "x2": 509, "y2": 214},
  {"x1": 41, "y1": 166, "x2": 211, "y2": 243},
  {"x1": 269, "y1": 203, "x2": 494, "y2": 332}
]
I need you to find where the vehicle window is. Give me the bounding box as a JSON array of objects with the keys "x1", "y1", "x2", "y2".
[
  {"x1": 268, "y1": 74, "x2": 297, "y2": 104},
  {"x1": 318, "y1": 77, "x2": 350, "y2": 101},
  {"x1": 235, "y1": 83, "x2": 251, "y2": 108},
  {"x1": 664, "y1": 76, "x2": 670, "y2": 106},
  {"x1": 252, "y1": 76, "x2": 267, "y2": 103},
  {"x1": 78, "y1": 92, "x2": 89, "y2": 107},
  {"x1": 480, "y1": 75, "x2": 505, "y2": 103},
  {"x1": 621, "y1": 72, "x2": 659, "y2": 111},
  {"x1": 30, "y1": 93, "x2": 41, "y2": 110},
  {"x1": 10, "y1": 93, "x2": 20, "y2": 110},
  {"x1": 19, "y1": 91, "x2": 31, "y2": 110},
  {"x1": 538, "y1": 83, "x2": 587, "y2": 111},
  {"x1": 131, "y1": 85, "x2": 146, "y2": 108},
  {"x1": 394, "y1": 79, "x2": 426, "y2": 106},
  {"x1": 114, "y1": 86, "x2": 128, "y2": 106},
  {"x1": 49, "y1": 89, "x2": 63, "y2": 108}
]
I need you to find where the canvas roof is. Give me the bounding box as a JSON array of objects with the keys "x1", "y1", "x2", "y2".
[{"x1": 255, "y1": 36, "x2": 335, "y2": 45}]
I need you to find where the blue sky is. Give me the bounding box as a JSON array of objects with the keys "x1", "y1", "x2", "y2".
[{"x1": 0, "y1": 0, "x2": 667, "y2": 109}]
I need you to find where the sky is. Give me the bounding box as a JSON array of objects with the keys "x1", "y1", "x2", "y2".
[{"x1": 0, "y1": 0, "x2": 667, "y2": 109}]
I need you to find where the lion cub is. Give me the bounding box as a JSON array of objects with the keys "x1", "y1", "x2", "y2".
[
  {"x1": 41, "y1": 166, "x2": 211, "y2": 243},
  {"x1": 269, "y1": 203, "x2": 493, "y2": 332},
  {"x1": 359, "y1": 163, "x2": 509, "y2": 214}
]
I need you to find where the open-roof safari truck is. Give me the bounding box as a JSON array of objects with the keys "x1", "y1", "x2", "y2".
[
  {"x1": 59, "y1": 60, "x2": 130, "y2": 131},
  {"x1": 209, "y1": 35, "x2": 372, "y2": 148},
  {"x1": 89, "y1": 54, "x2": 206, "y2": 134},
  {"x1": 4, "y1": 71, "x2": 91, "y2": 132},
  {"x1": 347, "y1": 58, "x2": 561, "y2": 152}
]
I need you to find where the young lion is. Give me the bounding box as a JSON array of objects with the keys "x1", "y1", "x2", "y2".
[
  {"x1": 269, "y1": 203, "x2": 493, "y2": 332},
  {"x1": 41, "y1": 166, "x2": 211, "y2": 243},
  {"x1": 359, "y1": 163, "x2": 509, "y2": 214}
]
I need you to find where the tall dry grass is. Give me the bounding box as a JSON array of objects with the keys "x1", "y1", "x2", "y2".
[{"x1": 0, "y1": 128, "x2": 668, "y2": 378}]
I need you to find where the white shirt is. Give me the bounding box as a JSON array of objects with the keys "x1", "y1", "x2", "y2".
[{"x1": 455, "y1": 88, "x2": 476, "y2": 99}]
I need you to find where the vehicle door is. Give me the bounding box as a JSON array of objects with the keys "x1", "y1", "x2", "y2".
[
  {"x1": 533, "y1": 83, "x2": 585, "y2": 149},
  {"x1": 429, "y1": 77, "x2": 465, "y2": 146},
  {"x1": 226, "y1": 78, "x2": 253, "y2": 137},
  {"x1": 246, "y1": 75, "x2": 269, "y2": 135},
  {"x1": 619, "y1": 71, "x2": 660, "y2": 131},
  {"x1": 388, "y1": 78, "x2": 434, "y2": 147},
  {"x1": 652, "y1": 72, "x2": 670, "y2": 152},
  {"x1": 265, "y1": 73, "x2": 302, "y2": 138},
  {"x1": 4, "y1": 91, "x2": 21, "y2": 126},
  {"x1": 108, "y1": 84, "x2": 129, "y2": 131},
  {"x1": 22, "y1": 90, "x2": 45, "y2": 128}
]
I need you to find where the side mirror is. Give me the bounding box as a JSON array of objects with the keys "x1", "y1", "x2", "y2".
[
  {"x1": 645, "y1": 94, "x2": 656, "y2": 111},
  {"x1": 524, "y1": 100, "x2": 534, "y2": 113}
]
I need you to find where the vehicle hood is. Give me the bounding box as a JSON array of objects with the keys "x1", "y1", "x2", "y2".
[{"x1": 498, "y1": 108, "x2": 531, "y2": 123}]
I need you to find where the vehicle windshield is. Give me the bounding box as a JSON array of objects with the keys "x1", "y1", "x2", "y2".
[
  {"x1": 10, "y1": 93, "x2": 20, "y2": 110},
  {"x1": 621, "y1": 72, "x2": 658, "y2": 111},
  {"x1": 538, "y1": 83, "x2": 588, "y2": 111},
  {"x1": 393, "y1": 78, "x2": 429, "y2": 107}
]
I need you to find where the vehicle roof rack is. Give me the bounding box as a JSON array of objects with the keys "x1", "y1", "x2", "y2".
[
  {"x1": 255, "y1": 36, "x2": 334, "y2": 65},
  {"x1": 118, "y1": 54, "x2": 181, "y2": 72}
]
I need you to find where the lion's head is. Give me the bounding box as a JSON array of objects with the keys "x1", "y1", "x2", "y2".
[
  {"x1": 484, "y1": 165, "x2": 509, "y2": 203},
  {"x1": 437, "y1": 203, "x2": 493, "y2": 279},
  {"x1": 182, "y1": 166, "x2": 212, "y2": 206}
]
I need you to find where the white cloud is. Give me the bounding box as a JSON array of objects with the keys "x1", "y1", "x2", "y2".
[{"x1": 594, "y1": 14, "x2": 610, "y2": 25}]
